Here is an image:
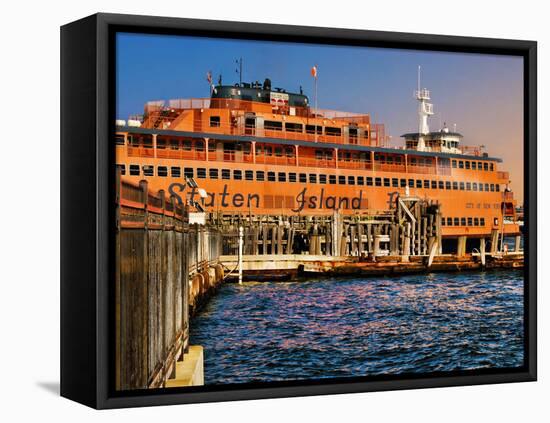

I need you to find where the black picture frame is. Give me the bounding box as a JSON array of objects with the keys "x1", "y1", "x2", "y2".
[{"x1": 61, "y1": 12, "x2": 537, "y2": 409}]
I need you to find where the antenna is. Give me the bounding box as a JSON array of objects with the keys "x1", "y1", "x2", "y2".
[
  {"x1": 235, "y1": 58, "x2": 243, "y2": 85},
  {"x1": 417, "y1": 65, "x2": 421, "y2": 92}
]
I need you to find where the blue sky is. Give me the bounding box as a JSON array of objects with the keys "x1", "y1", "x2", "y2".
[{"x1": 116, "y1": 33, "x2": 524, "y2": 201}]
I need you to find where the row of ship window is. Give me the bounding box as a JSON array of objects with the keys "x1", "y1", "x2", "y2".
[
  {"x1": 118, "y1": 164, "x2": 501, "y2": 192},
  {"x1": 441, "y1": 217, "x2": 486, "y2": 227}
]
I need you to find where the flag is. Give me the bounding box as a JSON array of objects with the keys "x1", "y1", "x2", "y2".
[
  {"x1": 311, "y1": 65, "x2": 318, "y2": 79},
  {"x1": 206, "y1": 71, "x2": 212, "y2": 84}
]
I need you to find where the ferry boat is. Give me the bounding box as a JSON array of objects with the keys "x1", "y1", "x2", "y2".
[{"x1": 115, "y1": 76, "x2": 520, "y2": 242}]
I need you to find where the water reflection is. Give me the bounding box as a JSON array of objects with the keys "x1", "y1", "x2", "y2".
[{"x1": 190, "y1": 271, "x2": 524, "y2": 385}]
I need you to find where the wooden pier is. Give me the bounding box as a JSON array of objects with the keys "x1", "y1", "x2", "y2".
[{"x1": 115, "y1": 176, "x2": 223, "y2": 390}]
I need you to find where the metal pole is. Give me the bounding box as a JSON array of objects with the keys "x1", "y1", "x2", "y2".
[{"x1": 238, "y1": 226, "x2": 244, "y2": 284}]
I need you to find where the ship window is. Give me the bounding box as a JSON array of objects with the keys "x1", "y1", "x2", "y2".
[
  {"x1": 471, "y1": 162, "x2": 477, "y2": 170},
  {"x1": 221, "y1": 169, "x2": 230, "y2": 180},
  {"x1": 256, "y1": 171, "x2": 265, "y2": 182},
  {"x1": 459, "y1": 182, "x2": 465, "y2": 190},
  {"x1": 384, "y1": 178, "x2": 390, "y2": 187},
  {"x1": 278, "y1": 172, "x2": 287, "y2": 182},
  {"x1": 197, "y1": 168, "x2": 206, "y2": 179},
  {"x1": 116, "y1": 164, "x2": 126, "y2": 175},
  {"x1": 375, "y1": 177, "x2": 382, "y2": 187},
  {"x1": 400, "y1": 179, "x2": 406, "y2": 188},
  {"x1": 485, "y1": 183, "x2": 490, "y2": 192},
  {"x1": 454, "y1": 217, "x2": 460, "y2": 226},
  {"x1": 157, "y1": 138, "x2": 166, "y2": 149},
  {"x1": 446, "y1": 181, "x2": 451, "y2": 190},
  {"x1": 483, "y1": 163, "x2": 489, "y2": 171},
  {"x1": 477, "y1": 161, "x2": 482, "y2": 169},
  {"x1": 474, "y1": 217, "x2": 479, "y2": 226},
  {"x1": 210, "y1": 116, "x2": 221, "y2": 127},
  {"x1": 275, "y1": 147, "x2": 283, "y2": 157},
  {"x1": 424, "y1": 180, "x2": 430, "y2": 188},
  {"x1": 431, "y1": 180, "x2": 437, "y2": 189},
  {"x1": 339, "y1": 175, "x2": 346, "y2": 185},
  {"x1": 329, "y1": 175, "x2": 337, "y2": 185},
  {"x1": 208, "y1": 142, "x2": 215, "y2": 152},
  {"x1": 170, "y1": 139, "x2": 179, "y2": 150},
  {"x1": 325, "y1": 127, "x2": 342, "y2": 137},
  {"x1": 490, "y1": 184, "x2": 495, "y2": 192},
  {"x1": 115, "y1": 135, "x2": 125, "y2": 145},
  {"x1": 461, "y1": 217, "x2": 466, "y2": 226},
  {"x1": 447, "y1": 217, "x2": 453, "y2": 226},
  {"x1": 468, "y1": 217, "x2": 473, "y2": 226},
  {"x1": 366, "y1": 177, "x2": 373, "y2": 186},
  {"x1": 348, "y1": 176, "x2": 356, "y2": 185},
  {"x1": 195, "y1": 141, "x2": 204, "y2": 151},
  {"x1": 358, "y1": 176, "x2": 365, "y2": 186},
  {"x1": 268, "y1": 172, "x2": 276, "y2": 182},
  {"x1": 479, "y1": 183, "x2": 484, "y2": 192},
  {"x1": 416, "y1": 180, "x2": 422, "y2": 188},
  {"x1": 392, "y1": 178, "x2": 399, "y2": 187},
  {"x1": 265, "y1": 146, "x2": 273, "y2": 156},
  {"x1": 315, "y1": 150, "x2": 323, "y2": 160},
  {"x1": 466, "y1": 182, "x2": 471, "y2": 191},
  {"x1": 142, "y1": 136, "x2": 153, "y2": 148},
  {"x1": 490, "y1": 163, "x2": 494, "y2": 171},
  {"x1": 129, "y1": 165, "x2": 139, "y2": 175},
  {"x1": 183, "y1": 140, "x2": 192, "y2": 151},
  {"x1": 158, "y1": 166, "x2": 168, "y2": 177},
  {"x1": 438, "y1": 181, "x2": 444, "y2": 190},
  {"x1": 209, "y1": 168, "x2": 218, "y2": 179},
  {"x1": 480, "y1": 218, "x2": 486, "y2": 226},
  {"x1": 285, "y1": 147, "x2": 294, "y2": 158},
  {"x1": 452, "y1": 181, "x2": 458, "y2": 190},
  {"x1": 306, "y1": 125, "x2": 322, "y2": 135},
  {"x1": 472, "y1": 183, "x2": 478, "y2": 191},
  {"x1": 452, "y1": 160, "x2": 457, "y2": 168},
  {"x1": 410, "y1": 158, "x2": 417, "y2": 166},
  {"x1": 265, "y1": 121, "x2": 283, "y2": 131},
  {"x1": 496, "y1": 184, "x2": 500, "y2": 192},
  {"x1": 441, "y1": 218, "x2": 446, "y2": 226},
  {"x1": 299, "y1": 173, "x2": 307, "y2": 183},
  {"x1": 309, "y1": 174, "x2": 317, "y2": 183},
  {"x1": 184, "y1": 168, "x2": 194, "y2": 178},
  {"x1": 129, "y1": 136, "x2": 139, "y2": 146},
  {"x1": 245, "y1": 170, "x2": 254, "y2": 181},
  {"x1": 143, "y1": 165, "x2": 154, "y2": 176},
  {"x1": 408, "y1": 179, "x2": 414, "y2": 187},
  {"x1": 465, "y1": 161, "x2": 470, "y2": 169},
  {"x1": 289, "y1": 173, "x2": 297, "y2": 183},
  {"x1": 255, "y1": 145, "x2": 263, "y2": 155},
  {"x1": 285, "y1": 122, "x2": 303, "y2": 133},
  {"x1": 319, "y1": 174, "x2": 327, "y2": 184},
  {"x1": 458, "y1": 161, "x2": 464, "y2": 169}
]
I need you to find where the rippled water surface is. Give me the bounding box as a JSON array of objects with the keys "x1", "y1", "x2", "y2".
[{"x1": 190, "y1": 271, "x2": 524, "y2": 385}]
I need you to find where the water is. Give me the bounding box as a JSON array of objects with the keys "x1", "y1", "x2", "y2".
[{"x1": 190, "y1": 270, "x2": 524, "y2": 385}]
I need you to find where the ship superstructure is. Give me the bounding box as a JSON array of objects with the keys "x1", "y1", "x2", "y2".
[{"x1": 115, "y1": 76, "x2": 520, "y2": 242}]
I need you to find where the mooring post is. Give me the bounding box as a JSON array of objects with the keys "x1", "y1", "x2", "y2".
[
  {"x1": 514, "y1": 235, "x2": 521, "y2": 253},
  {"x1": 238, "y1": 226, "x2": 243, "y2": 285}
]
